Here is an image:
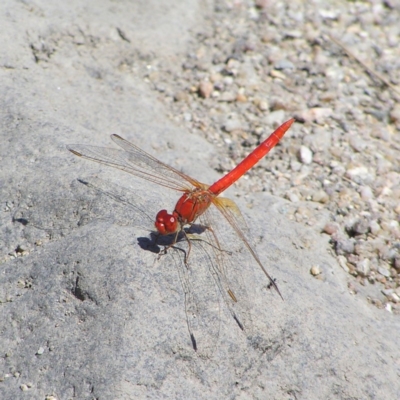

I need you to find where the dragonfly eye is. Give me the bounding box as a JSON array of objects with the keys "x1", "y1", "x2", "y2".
[{"x1": 155, "y1": 209, "x2": 178, "y2": 235}]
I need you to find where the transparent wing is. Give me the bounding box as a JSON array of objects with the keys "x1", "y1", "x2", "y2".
[
  {"x1": 162, "y1": 204, "x2": 257, "y2": 354},
  {"x1": 195, "y1": 206, "x2": 255, "y2": 335},
  {"x1": 67, "y1": 134, "x2": 204, "y2": 192},
  {"x1": 212, "y1": 196, "x2": 283, "y2": 299},
  {"x1": 168, "y1": 238, "x2": 222, "y2": 356}
]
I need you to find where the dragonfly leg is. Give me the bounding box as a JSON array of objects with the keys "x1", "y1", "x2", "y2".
[
  {"x1": 179, "y1": 229, "x2": 192, "y2": 267},
  {"x1": 155, "y1": 230, "x2": 192, "y2": 266},
  {"x1": 156, "y1": 230, "x2": 178, "y2": 255},
  {"x1": 155, "y1": 228, "x2": 193, "y2": 266},
  {"x1": 196, "y1": 224, "x2": 232, "y2": 256}
]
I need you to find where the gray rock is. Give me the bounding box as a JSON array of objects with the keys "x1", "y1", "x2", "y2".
[{"x1": 1, "y1": 1, "x2": 399, "y2": 399}]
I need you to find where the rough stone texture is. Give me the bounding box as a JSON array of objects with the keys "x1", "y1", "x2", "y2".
[{"x1": 1, "y1": 1, "x2": 399, "y2": 399}]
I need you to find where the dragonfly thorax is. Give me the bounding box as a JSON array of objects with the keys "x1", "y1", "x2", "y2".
[
  {"x1": 154, "y1": 189, "x2": 214, "y2": 235},
  {"x1": 175, "y1": 190, "x2": 213, "y2": 225}
]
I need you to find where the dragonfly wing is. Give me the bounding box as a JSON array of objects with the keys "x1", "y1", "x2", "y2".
[
  {"x1": 111, "y1": 134, "x2": 204, "y2": 189},
  {"x1": 168, "y1": 238, "x2": 222, "y2": 355},
  {"x1": 67, "y1": 136, "x2": 203, "y2": 192},
  {"x1": 196, "y1": 207, "x2": 254, "y2": 334},
  {"x1": 212, "y1": 196, "x2": 282, "y2": 298}
]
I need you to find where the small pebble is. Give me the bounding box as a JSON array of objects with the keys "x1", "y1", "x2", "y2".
[
  {"x1": 394, "y1": 257, "x2": 400, "y2": 271},
  {"x1": 198, "y1": 81, "x2": 213, "y2": 98},
  {"x1": 349, "y1": 136, "x2": 367, "y2": 152},
  {"x1": 294, "y1": 107, "x2": 332, "y2": 124},
  {"x1": 269, "y1": 98, "x2": 286, "y2": 111},
  {"x1": 312, "y1": 189, "x2": 329, "y2": 203},
  {"x1": 274, "y1": 59, "x2": 295, "y2": 70},
  {"x1": 222, "y1": 118, "x2": 244, "y2": 132},
  {"x1": 389, "y1": 103, "x2": 400, "y2": 125},
  {"x1": 20, "y1": 384, "x2": 29, "y2": 391},
  {"x1": 334, "y1": 237, "x2": 355, "y2": 255},
  {"x1": 356, "y1": 259, "x2": 371, "y2": 276},
  {"x1": 346, "y1": 164, "x2": 371, "y2": 182},
  {"x1": 309, "y1": 127, "x2": 332, "y2": 152},
  {"x1": 295, "y1": 206, "x2": 313, "y2": 220},
  {"x1": 338, "y1": 255, "x2": 350, "y2": 273},
  {"x1": 290, "y1": 160, "x2": 301, "y2": 172},
  {"x1": 310, "y1": 266, "x2": 321, "y2": 276},
  {"x1": 263, "y1": 109, "x2": 285, "y2": 127},
  {"x1": 223, "y1": 76, "x2": 234, "y2": 85},
  {"x1": 236, "y1": 93, "x2": 247, "y2": 102},
  {"x1": 219, "y1": 91, "x2": 236, "y2": 102},
  {"x1": 382, "y1": 289, "x2": 398, "y2": 302},
  {"x1": 390, "y1": 293, "x2": 400, "y2": 303},
  {"x1": 257, "y1": 100, "x2": 269, "y2": 111},
  {"x1": 323, "y1": 222, "x2": 340, "y2": 235},
  {"x1": 255, "y1": 0, "x2": 270, "y2": 9},
  {"x1": 298, "y1": 146, "x2": 313, "y2": 165},
  {"x1": 210, "y1": 72, "x2": 223, "y2": 83},
  {"x1": 348, "y1": 282, "x2": 358, "y2": 295},
  {"x1": 360, "y1": 186, "x2": 374, "y2": 200},
  {"x1": 269, "y1": 69, "x2": 287, "y2": 80},
  {"x1": 351, "y1": 218, "x2": 370, "y2": 235},
  {"x1": 369, "y1": 220, "x2": 381, "y2": 235},
  {"x1": 286, "y1": 192, "x2": 300, "y2": 202},
  {"x1": 174, "y1": 91, "x2": 189, "y2": 102},
  {"x1": 319, "y1": 9, "x2": 339, "y2": 19},
  {"x1": 378, "y1": 266, "x2": 391, "y2": 278},
  {"x1": 380, "y1": 220, "x2": 400, "y2": 237},
  {"x1": 183, "y1": 113, "x2": 192, "y2": 122}
]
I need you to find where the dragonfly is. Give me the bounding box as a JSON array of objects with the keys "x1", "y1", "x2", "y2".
[{"x1": 67, "y1": 118, "x2": 294, "y2": 301}]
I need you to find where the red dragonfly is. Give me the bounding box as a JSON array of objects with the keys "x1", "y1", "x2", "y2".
[{"x1": 67, "y1": 118, "x2": 294, "y2": 300}]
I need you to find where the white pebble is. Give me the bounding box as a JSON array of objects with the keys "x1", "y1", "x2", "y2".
[
  {"x1": 378, "y1": 266, "x2": 390, "y2": 277},
  {"x1": 369, "y1": 220, "x2": 381, "y2": 235},
  {"x1": 360, "y1": 186, "x2": 374, "y2": 200},
  {"x1": 223, "y1": 119, "x2": 243, "y2": 132},
  {"x1": 390, "y1": 293, "x2": 400, "y2": 303},
  {"x1": 346, "y1": 164, "x2": 371, "y2": 181},
  {"x1": 338, "y1": 256, "x2": 350, "y2": 273},
  {"x1": 310, "y1": 266, "x2": 321, "y2": 276},
  {"x1": 312, "y1": 190, "x2": 329, "y2": 203},
  {"x1": 298, "y1": 145, "x2": 313, "y2": 164},
  {"x1": 356, "y1": 259, "x2": 370, "y2": 276}
]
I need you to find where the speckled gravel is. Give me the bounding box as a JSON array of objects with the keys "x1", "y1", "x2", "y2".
[{"x1": 128, "y1": 0, "x2": 400, "y2": 312}]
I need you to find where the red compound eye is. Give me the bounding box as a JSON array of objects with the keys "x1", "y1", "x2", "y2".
[{"x1": 155, "y1": 210, "x2": 178, "y2": 235}]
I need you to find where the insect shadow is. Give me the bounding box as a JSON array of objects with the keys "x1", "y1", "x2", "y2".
[{"x1": 137, "y1": 224, "x2": 211, "y2": 259}]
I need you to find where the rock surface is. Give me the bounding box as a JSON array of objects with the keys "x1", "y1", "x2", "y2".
[{"x1": 1, "y1": 1, "x2": 399, "y2": 399}]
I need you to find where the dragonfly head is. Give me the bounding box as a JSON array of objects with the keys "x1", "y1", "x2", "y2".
[{"x1": 155, "y1": 210, "x2": 179, "y2": 235}]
